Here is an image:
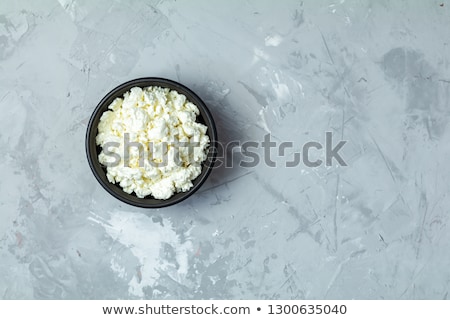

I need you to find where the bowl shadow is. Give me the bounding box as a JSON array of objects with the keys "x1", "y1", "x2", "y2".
[{"x1": 188, "y1": 83, "x2": 249, "y2": 197}]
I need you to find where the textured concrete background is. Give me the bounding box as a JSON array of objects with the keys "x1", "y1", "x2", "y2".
[{"x1": 1, "y1": 0, "x2": 450, "y2": 299}]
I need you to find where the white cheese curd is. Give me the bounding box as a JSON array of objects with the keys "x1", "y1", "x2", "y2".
[{"x1": 96, "y1": 86, "x2": 210, "y2": 200}]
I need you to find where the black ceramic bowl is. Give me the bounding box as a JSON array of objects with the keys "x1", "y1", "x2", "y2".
[{"x1": 86, "y1": 78, "x2": 217, "y2": 208}]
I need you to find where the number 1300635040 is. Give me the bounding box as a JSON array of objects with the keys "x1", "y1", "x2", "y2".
[{"x1": 268, "y1": 304, "x2": 347, "y2": 315}]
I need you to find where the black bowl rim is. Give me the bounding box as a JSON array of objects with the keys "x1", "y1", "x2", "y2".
[{"x1": 85, "y1": 77, "x2": 217, "y2": 208}]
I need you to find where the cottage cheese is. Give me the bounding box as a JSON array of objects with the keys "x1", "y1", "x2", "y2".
[{"x1": 96, "y1": 86, "x2": 210, "y2": 200}]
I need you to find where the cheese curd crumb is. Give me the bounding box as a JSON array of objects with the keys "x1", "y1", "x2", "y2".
[{"x1": 96, "y1": 86, "x2": 210, "y2": 200}]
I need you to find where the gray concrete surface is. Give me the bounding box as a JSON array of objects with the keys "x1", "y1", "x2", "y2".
[{"x1": 1, "y1": 0, "x2": 450, "y2": 299}]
